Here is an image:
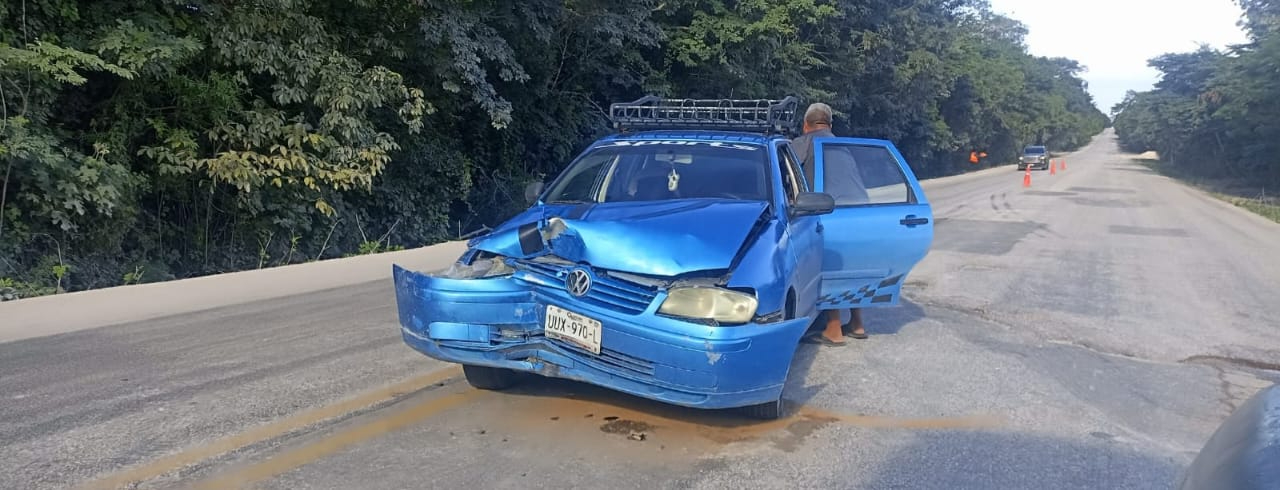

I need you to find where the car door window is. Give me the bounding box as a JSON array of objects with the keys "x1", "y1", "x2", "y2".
[
  {"x1": 821, "y1": 144, "x2": 912, "y2": 206},
  {"x1": 776, "y1": 143, "x2": 804, "y2": 205}
]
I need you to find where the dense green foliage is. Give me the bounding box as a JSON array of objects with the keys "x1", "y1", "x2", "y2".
[
  {"x1": 1, "y1": 0, "x2": 1105, "y2": 297},
  {"x1": 1113, "y1": 0, "x2": 1280, "y2": 185}
]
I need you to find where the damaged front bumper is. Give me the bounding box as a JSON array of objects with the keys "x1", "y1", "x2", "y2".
[{"x1": 392, "y1": 262, "x2": 811, "y2": 410}]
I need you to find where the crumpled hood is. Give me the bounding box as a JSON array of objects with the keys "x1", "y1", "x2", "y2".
[{"x1": 470, "y1": 199, "x2": 770, "y2": 277}]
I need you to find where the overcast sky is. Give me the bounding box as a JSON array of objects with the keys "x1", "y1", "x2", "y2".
[{"x1": 987, "y1": 0, "x2": 1251, "y2": 113}]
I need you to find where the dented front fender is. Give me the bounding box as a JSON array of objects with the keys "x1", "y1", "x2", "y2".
[{"x1": 393, "y1": 264, "x2": 535, "y2": 340}]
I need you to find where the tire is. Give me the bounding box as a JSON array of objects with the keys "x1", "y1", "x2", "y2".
[
  {"x1": 743, "y1": 291, "x2": 795, "y2": 421},
  {"x1": 743, "y1": 396, "x2": 785, "y2": 420},
  {"x1": 462, "y1": 364, "x2": 522, "y2": 390},
  {"x1": 785, "y1": 290, "x2": 797, "y2": 321}
]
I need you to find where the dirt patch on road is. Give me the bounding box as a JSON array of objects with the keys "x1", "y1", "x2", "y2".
[
  {"x1": 1108, "y1": 225, "x2": 1190, "y2": 238},
  {"x1": 477, "y1": 377, "x2": 1004, "y2": 458}
]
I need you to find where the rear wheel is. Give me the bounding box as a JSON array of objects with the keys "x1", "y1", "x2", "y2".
[{"x1": 462, "y1": 365, "x2": 522, "y2": 390}]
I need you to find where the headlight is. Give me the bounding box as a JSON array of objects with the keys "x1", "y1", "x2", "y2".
[{"x1": 658, "y1": 287, "x2": 758, "y2": 324}]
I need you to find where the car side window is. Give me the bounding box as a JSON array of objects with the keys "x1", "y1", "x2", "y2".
[
  {"x1": 548, "y1": 151, "x2": 616, "y2": 203},
  {"x1": 821, "y1": 144, "x2": 913, "y2": 206},
  {"x1": 776, "y1": 143, "x2": 804, "y2": 205}
]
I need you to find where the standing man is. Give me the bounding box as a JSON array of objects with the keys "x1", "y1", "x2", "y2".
[{"x1": 791, "y1": 102, "x2": 869, "y2": 346}]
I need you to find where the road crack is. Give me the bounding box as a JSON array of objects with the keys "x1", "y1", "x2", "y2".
[
  {"x1": 1179, "y1": 354, "x2": 1280, "y2": 373},
  {"x1": 1211, "y1": 366, "x2": 1239, "y2": 414},
  {"x1": 1178, "y1": 355, "x2": 1278, "y2": 416}
]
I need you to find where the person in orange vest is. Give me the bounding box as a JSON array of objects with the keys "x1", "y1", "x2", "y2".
[{"x1": 969, "y1": 150, "x2": 988, "y2": 164}]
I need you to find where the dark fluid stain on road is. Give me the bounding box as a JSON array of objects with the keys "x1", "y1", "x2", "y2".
[
  {"x1": 1067, "y1": 197, "x2": 1149, "y2": 209},
  {"x1": 1022, "y1": 190, "x2": 1077, "y2": 197},
  {"x1": 1068, "y1": 186, "x2": 1139, "y2": 195},
  {"x1": 600, "y1": 419, "x2": 653, "y2": 435},
  {"x1": 772, "y1": 413, "x2": 838, "y2": 452},
  {"x1": 932, "y1": 219, "x2": 1046, "y2": 256},
  {"x1": 1108, "y1": 225, "x2": 1190, "y2": 238},
  {"x1": 1181, "y1": 355, "x2": 1280, "y2": 373},
  {"x1": 905, "y1": 280, "x2": 930, "y2": 290},
  {"x1": 479, "y1": 377, "x2": 1004, "y2": 459},
  {"x1": 1111, "y1": 165, "x2": 1156, "y2": 173}
]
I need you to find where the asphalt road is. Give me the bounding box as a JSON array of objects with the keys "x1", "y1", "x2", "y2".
[{"x1": 3, "y1": 130, "x2": 1278, "y2": 490}]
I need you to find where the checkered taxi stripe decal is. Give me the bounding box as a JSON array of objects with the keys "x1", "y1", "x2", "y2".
[{"x1": 816, "y1": 274, "x2": 903, "y2": 307}]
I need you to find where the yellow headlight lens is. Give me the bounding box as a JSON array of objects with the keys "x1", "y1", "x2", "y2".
[{"x1": 657, "y1": 287, "x2": 758, "y2": 324}]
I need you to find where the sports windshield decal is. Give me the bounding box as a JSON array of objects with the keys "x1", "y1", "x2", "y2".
[{"x1": 593, "y1": 140, "x2": 759, "y2": 151}]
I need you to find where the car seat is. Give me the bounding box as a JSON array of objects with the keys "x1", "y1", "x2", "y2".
[{"x1": 632, "y1": 172, "x2": 678, "y2": 201}]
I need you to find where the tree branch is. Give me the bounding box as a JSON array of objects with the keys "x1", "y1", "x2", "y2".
[
  {"x1": 315, "y1": 218, "x2": 342, "y2": 261},
  {"x1": 0, "y1": 161, "x2": 10, "y2": 244},
  {"x1": 0, "y1": 67, "x2": 9, "y2": 244}
]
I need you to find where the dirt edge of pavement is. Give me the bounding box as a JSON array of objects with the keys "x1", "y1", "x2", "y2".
[{"x1": 0, "y1": 240, "x2": 469, "y2": 343}]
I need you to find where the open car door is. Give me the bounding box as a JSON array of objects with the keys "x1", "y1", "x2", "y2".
[{"x1": 811, "y1": 137, "x2": 934, "y2": 309}]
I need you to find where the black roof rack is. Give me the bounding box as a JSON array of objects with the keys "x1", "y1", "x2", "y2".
[{"x1": 608, "y1": 96, "x2": 801, "y2": 135}]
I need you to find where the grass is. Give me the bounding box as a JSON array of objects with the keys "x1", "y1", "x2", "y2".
[
  {"x1": 1133, "y1": 155, "x2": 1280, "y2": 224},
  {"x1": 1215, "y1": 193, "x2": 1280, "y2": 223}
]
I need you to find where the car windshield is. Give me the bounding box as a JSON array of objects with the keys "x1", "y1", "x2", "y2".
[
  {"x1": 1023, "y1": 146, "x2": 1046, "y2": 155},
  {"x1": 542, "y1": 141, "x2": 771, "y2": 204}
]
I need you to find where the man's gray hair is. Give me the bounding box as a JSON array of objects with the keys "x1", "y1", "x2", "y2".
[{"x1": 804, "y1": 102, "x2": 833, "y2": 125}]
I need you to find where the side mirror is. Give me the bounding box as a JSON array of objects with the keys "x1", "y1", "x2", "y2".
[
  {"x1": 524, "y1": 182, "x2": 546, "y2": 204},
  {"x1": 793, "y1": 192, "x2": 835, "y2": 217}
]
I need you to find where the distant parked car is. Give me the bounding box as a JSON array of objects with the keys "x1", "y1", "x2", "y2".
[{"x1": 1018, "y1": 145, "x2": 1050, "y2": 170}]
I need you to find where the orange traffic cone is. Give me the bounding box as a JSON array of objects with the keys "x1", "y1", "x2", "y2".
[
  {"x1": 1050, "y1": 160, "x2": 1057, "y2": 175},
  {"x1": 1061, "y1": 159, "x2": 1066, "y2": 170},
  {"x1": 1023, "y1": 166, "x2": 1032, "y2": 187}
]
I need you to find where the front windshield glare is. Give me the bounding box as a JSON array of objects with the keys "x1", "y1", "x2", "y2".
[{"x1": 543, "y1": 142, "x2": 770, "y2": 204}]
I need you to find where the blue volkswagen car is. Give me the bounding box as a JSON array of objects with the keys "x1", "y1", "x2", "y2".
[{"x1": 392, "y1": 97, "x2": 933, "y2": 418}]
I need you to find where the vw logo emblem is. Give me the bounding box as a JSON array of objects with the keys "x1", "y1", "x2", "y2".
[{"x1": 565, "y1": 269, "x2": 592, "y2": 297}]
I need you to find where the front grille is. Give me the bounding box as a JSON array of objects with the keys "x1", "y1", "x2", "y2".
[
  {"x1": 516, "y1": 261, "x2": 658, "y2": 315},
  {"x1": 551, "y1": 339, "x2": 657, "y2": 378}
]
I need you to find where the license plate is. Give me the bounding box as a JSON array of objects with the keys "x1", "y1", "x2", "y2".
[{"x1": 544, "y1": 305, "x2": 602, "y2": 355}]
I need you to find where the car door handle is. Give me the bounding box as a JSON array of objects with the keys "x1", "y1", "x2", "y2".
[
  {"x1": 816, "y1": 223, "x2": 824, "y2": 233},
  {"x1": 900, "y1": 215, "x2": 929, "y2": 227}
]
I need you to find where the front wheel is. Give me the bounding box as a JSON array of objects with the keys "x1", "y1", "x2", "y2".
[
  {"x1": 462, "y1": 364, "x2": 523, "y2": 390},
  {"x1": 742, "y1": 397, "x2": 785, "y2": 420}
]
